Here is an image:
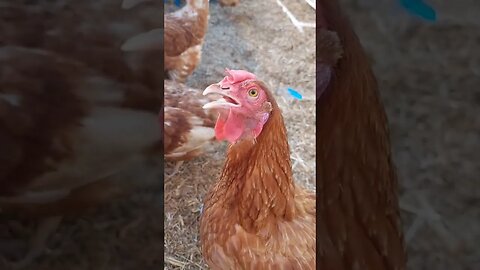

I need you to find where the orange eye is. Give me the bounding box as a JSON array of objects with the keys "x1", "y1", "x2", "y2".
[{"x1": 248, "y1": 88, "x2": 258, "y2": 97}]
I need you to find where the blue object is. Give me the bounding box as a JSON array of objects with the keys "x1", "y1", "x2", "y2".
[
  {"x1": 399, "y1": 0, "x2": 437, "y2": 21},
  {"x1": 164, "y1": 0, "x2": 217, "y2": 5},
  {"x1": 287, "y1": 88, "x2": 303, "y2": 100},
  {"x1": 164, "y1": 0, "x2": 182, "y2": 6}
]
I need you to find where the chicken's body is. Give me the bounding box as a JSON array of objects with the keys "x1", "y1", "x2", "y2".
[
  {"x1": 0, "y1": 45, "x2": 162, "y2": 267},
  {"x1": 122, "y1": 0, "x2": 218, "y2": 162},
  {"x1": 164, "y1": 0, "x2": 210, "y2": 82},
  {"x1": 201, "y1": 176, "x2": 316, "y2": 269},
  {"x1": 122, "y1": 0, "x2": 208, "y2": 83},
  {"x1": 200, "y1": 71, "x2": 316, "y2": 269},
  {"x1": 164, "y1": 79, "x2": 218, "y2": 161},
  {"x1": 315, "y1": 1, "x2": 407, "y2": 269},
  {"x1": 0, "y1": 1, "x2": 164, "y2": 267},
  {"x1": 0, "y1": 44, "x2": 161, "y2": 201},
  {"x1": 218, "y1": 0, "x2": 240, "y2": 7}
]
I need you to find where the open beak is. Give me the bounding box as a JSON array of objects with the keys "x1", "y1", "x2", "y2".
[{"x1": 202, "y1": 84, "x2": 241, "y2": 109}]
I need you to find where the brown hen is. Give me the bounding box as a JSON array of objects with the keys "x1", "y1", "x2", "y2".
[
  {"x1": 122, "y1": 0, "x2": 219, "y2": 163},
  {"x1": 164, "y1": 0, "x2": 209, "y2": 82},
  {"x1": 316, "y1": 0, "x2": 407, "y2": 269},
  {"x1": 199, "y1": 70, "x2": 315, "y2": 269},
  {"x1": 0, "y1": 1, "x2": 163, "y2": 267},
  {"x1": 123, "y1": 0, "x2": 210, "y2": 83},
  {"x1": 164, "y1": 79, "x2": 218, "y2": 161},
  {"x1": 0, "y1": 45, "x2": 162, "y2": 267}
]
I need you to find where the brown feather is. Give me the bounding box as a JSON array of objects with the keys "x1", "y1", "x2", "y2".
[
  {"x1": 166, "y1": 44, "x2": 203, "y2": 83},
  {"x1": 164, "y1": 0, "x2": 209, "y2": 83},
  {"x1": 0, "y1": 44, "x2": 162, "y2": 216},
  {"x1": 316, "y1": 0, "x2": 407, "y2": 269},
  {"x1": 122, "y1": 0, "x2": 216, "y2": 161},
  {"x1": 218, "y1": 0, "x2": 240, "y2": 7},
  {"x1": 0, "y1": 2, "x2": 163, "y2": 266},
  {"x1": 0, "y1": 47, "x2": 87, "y2": 195},
  {"x1": 200, "y1": 82, "x2": 316, "y2": 269},
  {"x1": 164, "y1": 80, "x2": 218, "y2": 161},
  {"x1": 164, "y1": 1, "x2": 209, "y2": 57}
]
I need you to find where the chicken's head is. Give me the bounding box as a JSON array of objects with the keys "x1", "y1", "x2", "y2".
[{"x1": 202, "y1": 69, "x2": 272, "y2": 144}]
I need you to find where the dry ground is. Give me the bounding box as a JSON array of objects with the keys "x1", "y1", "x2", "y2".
[
  {"x1": 340, "y1": 0, "x2": 480, "y2": 269},
  {"x1": 164, "y1": 0, "x2": 316, "y2": 269}
]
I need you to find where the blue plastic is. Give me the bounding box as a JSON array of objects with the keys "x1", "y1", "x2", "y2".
[
  {"x1": 399, "y1": 0, "x2": 437, "y2": 21},
  {"x1": 164, "y1": 0, "x2": 217, "y2": 5},
  {"x1": 287, "y1": 88, "x2": 303, "y2": 100}
]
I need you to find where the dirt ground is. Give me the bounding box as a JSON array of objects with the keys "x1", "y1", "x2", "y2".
[
  {"x1": 164, "y1": 0, "x2": 316, "y2": 269},
  {"x1": 339, "y1": 0, "x2": 480, "y2": 269}
]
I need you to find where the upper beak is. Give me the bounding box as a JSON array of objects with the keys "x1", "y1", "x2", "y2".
[{"x1": 202, "y1": 84, "x2": 241, "y2": 109}]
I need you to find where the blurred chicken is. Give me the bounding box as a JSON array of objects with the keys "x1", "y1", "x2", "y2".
[
  {"x1": 164, "y1": 0, "x2": 210, "y2": 82},
  {"x1": 123, "y1": 0, "x2": 221, "y2": 165},
  {"x1": 122, "y1": 0, "x2": 216, "y2": 165},
  {"x1": 0, "y1": 45, "x2": 162, "y2": 267},
  {"x1": 315, "y1": 0, "x2": 407, "y2": 269},
  {"x1": 164, "y1": 80, "x2": 218, "y2": 161},
  {"x1": 124, "y1": 0, "x2": 239, "y2": 83},
  {"x1": 0, "y1": 1, "x2": 163, "y2": 267},
  {"x1": 218, "y1": 0, "x2": 240, "y2": 7},
  {"x1": 123, "y1": 0, "x2": 210, "y2": 83},
  {"x1": 200, "y1": 70, "x2": 316, "y2": 269}
]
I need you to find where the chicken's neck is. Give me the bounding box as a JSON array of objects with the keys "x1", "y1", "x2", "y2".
[{"x1": 216, "y1": 107, "x2": 296, "y2": 229}]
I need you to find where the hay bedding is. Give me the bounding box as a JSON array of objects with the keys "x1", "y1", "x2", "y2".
[
  {"x1": 339, "y1": 0, "x2": 480, "y2": 269},
  {"x1": 164, "y1": 0, "x2": 316, "y2": 269}
]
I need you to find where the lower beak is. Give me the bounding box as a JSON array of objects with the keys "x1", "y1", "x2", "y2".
[{"x1": 202, "y1": 84, "x2": 240, "y2": 109}]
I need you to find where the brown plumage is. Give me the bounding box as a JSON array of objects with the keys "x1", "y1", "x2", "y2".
[
  {"x1": 122, "y1": 1, "x2": 218, "y2": 162},
  {"x1": 162, "y1": 1, "x2": 215, "y2": 159},
  {"x1": 200, "y1": 78, "x2": 316, "y2": 269},
  {"x1": 164, "y1": 79, "x2": 218, "y2": 161},
  {"x1": 316, "y1": 0, "x2": 407, "y2": 269},
  {"x1": 0, "y1": 1, "x2": 163, "y2": 266},
  {"x1": 164, "y1": 1, "x2": 209, "y2": 56},
  {"x1": 164, "y1": 0, "x2": 210, "y2": 82},
  {"x1": 162, "y1": 0, "x2": 239, "y2": 81},
  {"x1": 0, "y1": 45, "x2": 162, "y2": 266},
  {"x1": 218, "y1": 0, "x2": 240, "y2": 7}
]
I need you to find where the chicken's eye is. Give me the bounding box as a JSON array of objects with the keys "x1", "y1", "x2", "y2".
[{"x1": 248, "y1": 89, "x2": 258, "y2": 97}]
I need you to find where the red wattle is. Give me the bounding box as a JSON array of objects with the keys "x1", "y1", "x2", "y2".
[{"x1": 214, "y1": 111, "x2": 245, "y2": 143}]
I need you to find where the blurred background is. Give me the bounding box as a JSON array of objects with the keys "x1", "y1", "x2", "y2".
[
  {"x1": 0, "y1": 1, "x2": 163, "y2": 269},
  {"x1": 339, "y1": 0, "x2": 479, "y2": 269}
]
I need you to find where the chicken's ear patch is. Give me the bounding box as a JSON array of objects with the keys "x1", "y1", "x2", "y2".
[
  {"x1": 253, "y1": 111, "x2": 270, "y2": 139},
  {"x1": 252, "y1": 101, "x2": 272, "y2": 138},
  {"x1": 263, "y1": 102, "x2": 272, "y2": 112}
]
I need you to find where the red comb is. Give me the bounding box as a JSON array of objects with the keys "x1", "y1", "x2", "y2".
[{"x1": 219, "y1": 68, "x2": 256, "y2": 85}]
